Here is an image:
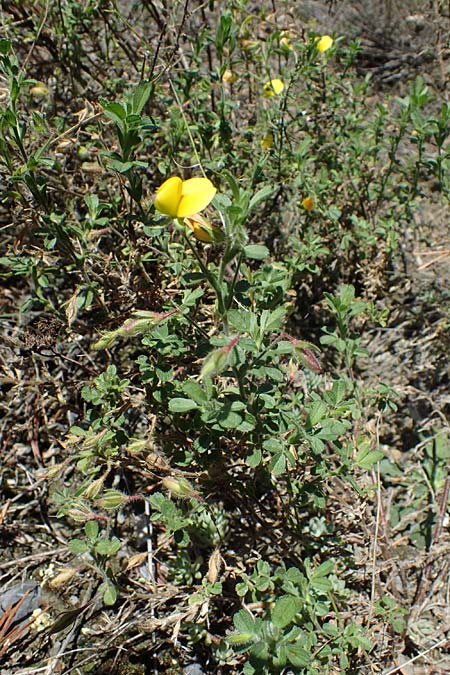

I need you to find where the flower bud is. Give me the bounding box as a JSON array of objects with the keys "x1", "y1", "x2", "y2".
[
  {"x1": 200, "y1": 336, "x2": 239, "y2": 379},
  {"x1": 93, "y1": 310, "x2": 178, "y2": 349},
  {"x1": 279, "y1": 31, "x2": 293, "y2": 53},
  {"x1": 95, "y1": 489, "x2": 127, "y2": 510},
  {"x1": 83, "y1": 475, "x2": 106, "y2": 500},
  {"x1": 207, "y1": 548, "x2": 222, "y2": 584},
  {"x1": 48, "y1": 568, "x2": 79, "y2": 589},
  {"x1": 67, "y1": 505, "x2": 94, "y2": 522},
  {"x1": 162, "y1": 476, "x2": 195, "y2": 498},
  {"x1": 200, "y1": 348, "x2": 228, "y2": 380},
  {"x1": 30, "y1": 82, "x2": 49, "y2": 99},
  {"x1": 184, "y1": 214, "x2": 225, "y2": 244}
]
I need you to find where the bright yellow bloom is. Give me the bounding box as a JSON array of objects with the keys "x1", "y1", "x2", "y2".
[
  {"x1": 184, "y1": 213, "x2": 225, "y2": 244},
  {"x1": 261, "y1": 133, "x2": 274, "y2": 150},
  {"x1": 263, "y1": 78, "x2": 284, "y2": 97},
  {"x1": 301, "y1": 196, "x2": 315, "y2": 211},
  {"x1": 154, "y1": 176, "x2": 217, "y2": 218},
  {"x1": 316, "y1": 35, "x2": 333, "y2": 53}
]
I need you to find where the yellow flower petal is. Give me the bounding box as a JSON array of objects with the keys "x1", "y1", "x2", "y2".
[
  {"x1": 177, "y1": 177, "x2": 217, "y2": 218},
  {"x1": 316, "y1": 35, "x2": 333, "y2": 53},
  {"x1": 154, "y1": 176, "x2": 183, "y2": 217},
  {"x1": 263, "y1": 78, "x2": 284, "y2": 97},
  {"x1": 222, "y1": 69, "x2": 238, "y2": 84},
  {"x1": 301, "y1": 196, "x2": 315, "y2": 211}
]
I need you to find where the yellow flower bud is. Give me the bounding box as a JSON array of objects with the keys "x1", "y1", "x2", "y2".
[
  {"x1": 263, "y1": 78, "x2": 284, "y2": 97},
  {"x1": 279, "y1": 31, "x2": 293, "y2": 52},
  {"x1": 184, "y1": 213, "x2": 225, "y2": 244},
  {"x1": 30, "y1": 82, "x2": 49, "y2": 99}
]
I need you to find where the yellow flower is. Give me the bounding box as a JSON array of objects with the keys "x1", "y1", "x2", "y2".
[
  {"x1": 263, "y1": 78, "x2": 284, "y2": 97},
  {"x1": 316, "y1": 35, "x2": 333, "y2": 53},
  {"x1": 261, "y1": 133, "x2": 274, "y2": 150},
  {"x1": 301, "y1": 196, "x2": 315, "y2": 211},
  {"x1": 222, "y1": 68, "x2": 238, "y2": 84},
  {"x1": 154, "y1": 176, "x2": 217, "y2": 218},
  {"x1": 184, "y1": 213, "x2": 225, "y2": 244}
]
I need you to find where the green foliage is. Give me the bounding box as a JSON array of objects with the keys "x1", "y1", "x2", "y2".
[{"x1": 1, "y1": 2, "x2": 449, "y2": 673}]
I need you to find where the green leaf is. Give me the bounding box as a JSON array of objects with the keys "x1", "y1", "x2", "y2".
[
  {"x1": 233, "y1": 609, "x2": 256, "y2": 633},
  {"x1": 101, "y1": 101, "x2": 126, "y2": 125},
  {"x1": 94, "y1": 538, "x2": 121, "y2": 556},
  {"x1": 181, "y1": 380, "x2": 207, "y2": 404},
  {"x1": 260, "y1": 306, "x2": 286, "y2": 334},
  {"x1": 247, "y1": 185, "x2": 274, "y2": 213},
  {"x1": 0, "y1": 39, "x2": 11, "y2": 55},
  {"x1": 286, "y1": 643, "x2": 311, "y2": 667},
  {"x1": 246, "y1": 447, "x2": 262, "y2": 467},
  {"x1": 218, "y1": 410, "x2": 242, "y2": 429},
  {"x1": 168, "y1": 398, "x2": 199, "y2": 413},
  {"x1": 243, "y1": 244, "x2": 269, "y2": 260},
  {"x1": 270, "y1": 453, "x2": 286, "y2": 475},
  {"x1": 311, "y1": 559, "x2": 334, "y2": 578},
  {"x1": 307, "y1": 401, "x2": 327, "y2": 426},
  {"x1": 132, "y1": 81, "x2": 152, "y2": 114},
  {"x1": 85, "y1": 520, "x2": 98, "y2": 541},
  {"x1": 271, "y1": 595, "x2": 302, "y2": 628},
  {"x1": 102, "y1": 583, "x2": 117, "y2": 606},
  {"x1": 68, "y1": 538, "x2": 88, "y2": 554},
  {"x1": 357, "y1": 448, "x2": 385, "y2": 470}
]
